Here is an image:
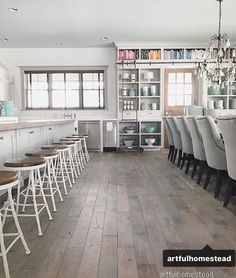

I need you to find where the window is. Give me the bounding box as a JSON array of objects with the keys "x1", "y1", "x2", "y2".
[
  {"x1": 24, "y1": 70, "x2": 105, "y2": 109},
  {"x1": 165, "y1": 70, "x2": 194, "y2": 107}
]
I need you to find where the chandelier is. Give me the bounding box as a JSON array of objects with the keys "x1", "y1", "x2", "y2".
[{"x1": 197, "y1": 0, "x2": 236, "y2": 86}]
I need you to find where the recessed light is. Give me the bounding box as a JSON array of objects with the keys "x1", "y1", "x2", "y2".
[
  {"x1": 101, "y1": 36, "x2": 109, "y2": 40},
  {"x1": 8, "y1": 7, "x2": 18, "y2": 12},
  {"x1": 57, "y1": 43, "x2": 64, "y2": 46},
  {"x1": 1, "y1": 38, "x2": 9, "y2": 42}
]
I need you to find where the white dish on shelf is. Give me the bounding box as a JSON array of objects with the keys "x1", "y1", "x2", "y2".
[
  {"x1": 125, "y1": 129, "x2": 135, "y2": 134},
  {"x1": 145, "y1": 138, "x2": 156, "y2": 146},
  {"x1": 123, "y1": 140, "x2": 134, "y2": 147}
]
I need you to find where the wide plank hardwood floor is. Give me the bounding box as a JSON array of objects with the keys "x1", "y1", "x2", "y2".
[{"x1": 0, "y1": 151, "x2": 236, "y2": 278}]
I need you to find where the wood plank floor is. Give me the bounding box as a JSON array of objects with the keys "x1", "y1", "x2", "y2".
[{"x1": 0, "y1": 151, "x2": 236, "y2": 278}]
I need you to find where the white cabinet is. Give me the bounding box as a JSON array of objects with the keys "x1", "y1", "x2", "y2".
[
  {"x1": 16, "y1": 127, "x2": 41, "y2": 157},
  {"x1": 41, "y1": 125, "x2": 55, "y2": 145},
  {"x1": 0, "y1": 131, "x2": 15, "y2": 166}
]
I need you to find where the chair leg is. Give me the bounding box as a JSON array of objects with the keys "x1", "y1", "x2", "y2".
[
  {"x1": 214, "y1": 170, "x2": 224, "y2": 198},
  {"x1": 203, "y1": 167, "x2": 212, "y2": 189},
  {"x1": 177, "y1": 149, "x2": 182, "y2": 168},
  {"x1": 197, "y1": 161, "x2": 205, "y2": 184},
  {"x1": 185, "y1": 154, "x2": 192, "y2": 174},
  {"x1": 170, "y1": 147, "x2": 175, "y2": 162},
  {"x1": 223, "y1": 178, "x2": 235, "y2": 207},
  {"x1": 191, "y1": 159, "x2": 198, "y2": 179},
  {"x1": 172, "y1": 148, "x2": 177, "y2": 164},
  {"x1": 168, "y1": 146, "x2": 172, "y2": 160},
  {"x1": 180, "y1": 153, "x2": 186, "y2": 170},
  {"x1": 0, "y1": 218, "x2": 10, "y2": 278}
]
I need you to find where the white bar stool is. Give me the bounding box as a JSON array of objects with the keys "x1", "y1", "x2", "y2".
[
  {"x1": 71, "y1": 134, "x2": 89, "y2": 164},
  {"x1": 41, "y1": 144, "x2": 72, "y2": 195},
  {"x1": 4, "y1": 157, "x2": 53, "y2": 236},
  {"x1": 25, "y1": 149, "x2": 63, "y2": 212},
  {"x1": 53, "y1": 141, "x2": 77, "y2": 182},
  {"x1": 0, "y1": 171, "x2": 31, "y2": 278},
  {"x1": 66, "y1": 136, "x2": 86, "y2": 168},
  {"x1": 60, "y1": 138, "x2": 82, "y2": 175}
]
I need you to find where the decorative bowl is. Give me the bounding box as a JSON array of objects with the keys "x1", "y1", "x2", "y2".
[
  {"x1": 123, "y1": 140, "x2": 134, "y2": 147},
  {"x1": 208, "y1": 86, "x2": 221, "y2": 95},
  {"x1": 145, "y1": 138, "x2": 156, "y2": 146},
  {"x1": 144, "y1": 127, "x2": 156, "y2": 133}
]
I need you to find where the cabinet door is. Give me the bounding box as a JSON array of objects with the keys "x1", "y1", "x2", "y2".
[
  {"x1": 16, "y1": 127, "x2": 41, "y2": 156},
  {"x1": 41, "y1": 125, "x2": 55, "y2": 145},
  {"x1": 0, "y1": 131, "x2": 15, "y2": 165},
  {"x1": 54, "y1": 123, "x2": 74, "y2": 141}
]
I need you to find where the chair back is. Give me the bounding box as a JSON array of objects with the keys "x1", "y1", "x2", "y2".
[
  {"x1": 186, "y1": 116, "x2": 206, "y2": 161},
  {"x1": 166, "y1": 116, "x2": 182, "y2": 150},
  {"x1": 176, "y1": 116, "x2": 193, "y2": 155},
  {"x1": 217, "y1": 115, "x2": 236, "y2": 179},
  {"x1": 196, "y1": 116, "x2": 226, "y2": 170},
  {"x1": 163, "y1": 117, "x2": 174, "y2": 146}
]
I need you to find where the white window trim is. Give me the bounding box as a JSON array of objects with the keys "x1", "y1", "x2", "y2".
[{"x1": 20, "y1": 66, "x2": 109, "y2": 110}]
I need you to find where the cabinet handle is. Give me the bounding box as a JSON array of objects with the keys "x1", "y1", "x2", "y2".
[
  {"x1": 29, "y1": 131, "x2": 34, "y2": 134},
  {"x1": 48, "y1": 128, "x2": 53, "y2": 131},
  {"x1": 0, "y1": 136, "x2": 3, "y2": 140}
]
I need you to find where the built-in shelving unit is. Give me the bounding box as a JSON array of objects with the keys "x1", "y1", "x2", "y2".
[
  {"x1": 116, "y1": 44, "x2": 236, "y2": 150},
  {"x1": 207, "y1": 76, "x2": 236, "y2": 110},
  {"x1": 117, "y1": 58, "x2": 163, "y2": 150}
]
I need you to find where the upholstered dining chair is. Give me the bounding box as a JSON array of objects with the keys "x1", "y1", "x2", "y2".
[
  {"x1": 176, "y1": 116, "x2": 194, "y2": 174},
  {"x1": 186, "y1": 116, "x2": 207, "y2": 184},
  {"x1": 163, "y1": 117, "x2": 174, "y2": 161},
  {"x1": 196, "y1": 116, "x2": 227, "y2": 198},
  {"x1": 217, "y1": 115, "x2": 236, "y2": 207},
  {"x1": 166, "y1": 116, "x2": 182, "y2": 167}
]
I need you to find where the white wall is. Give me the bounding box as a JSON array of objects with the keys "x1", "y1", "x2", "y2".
[
  {"x1": 0, "y1": 47, "x2": 117, "y2": 120},
  {"x1": 0, "y1": 62, "x2": 12, "y2": 101}
]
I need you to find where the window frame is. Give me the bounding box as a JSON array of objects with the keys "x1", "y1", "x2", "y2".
[
  {"x1": 21, "y1": 67, "x2": 107, "y2": 110},
  {"x1": 164, "y1": 68, "x2": 195, "y2": 110}
]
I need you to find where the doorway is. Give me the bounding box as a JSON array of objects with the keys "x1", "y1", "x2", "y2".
[{"x1": 164, "y1": 69, "x2": 195, "y2": 147}]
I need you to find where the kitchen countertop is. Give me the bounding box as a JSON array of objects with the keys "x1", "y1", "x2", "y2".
[{"x1": 0, "y1": 119, "x2": 75, "y2": 131}]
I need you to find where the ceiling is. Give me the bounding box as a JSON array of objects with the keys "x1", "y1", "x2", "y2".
[{"x1": 0, "y1": 0, "x2": 236, "y2": 48}]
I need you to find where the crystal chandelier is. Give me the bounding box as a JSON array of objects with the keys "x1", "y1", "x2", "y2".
[{"x1": 197, "y1": 0, "x2": 236, "y2": 86}]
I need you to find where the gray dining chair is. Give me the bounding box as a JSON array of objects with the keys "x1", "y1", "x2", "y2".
[
  {"x1": 176, "y1": 116, "x2": 194, "y2": 174},
  {"x1": 186, "y1": 116, "x2": 207, "y2": 184},
  {"x1": 163, "y1": 117, "x2": 174, "y2": 161},
  {"x1": 196, "y1": 116, "x2": 227, "y2": 198},
  {"x1": 166, "y1": 116, "x2": 182, "y2": 167},
  {"x1": 217, "y1": 115, "x2": 236, "y2": 207}
]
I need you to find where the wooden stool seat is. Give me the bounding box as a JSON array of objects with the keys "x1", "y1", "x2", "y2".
[
  {"x1": 4, "y1": 157, "x2": 45, "y2": 168},
  {"x1": 25, "y1": 150, "x2": 58, "y2": 158},
  {"x1": 53, "y1": 141, "x2": 75, "y2": 146},
  {"x1": 72, "y1": 134, "x2": 88, "y2": 138},
  {"x1": 62, "y1": 138, "x2": 80, "y2": 142},
  {"x1": 0, "y1": 171, "x2": 18, "y2": 186},
  {"x1": 42, "y1": 144, "x2": 68, "y2": 150}
]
